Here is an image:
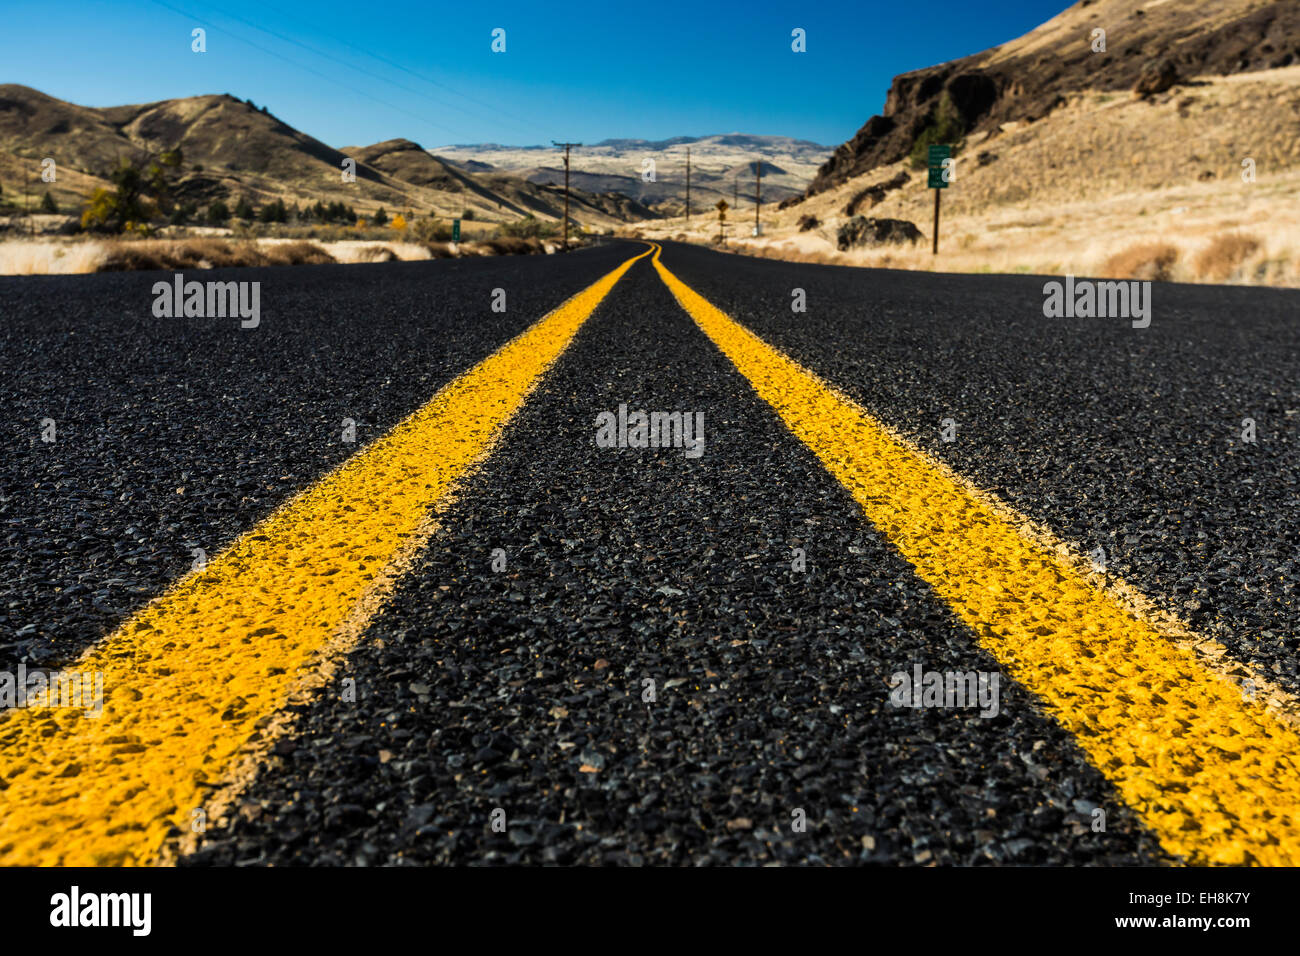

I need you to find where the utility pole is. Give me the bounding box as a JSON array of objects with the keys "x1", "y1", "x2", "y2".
[
  {"x1": 685, "y1": 147, "x2": 690, "y2": 223},
  {"x1": 733, "y1": 176, "x2": 738, "y2": 212},
  {"x1": 553, "y1": 141, "x2": 581, "y2": 249},
  {"x1": 754, "y1": 160, "x2": 762, "y2": 235}
]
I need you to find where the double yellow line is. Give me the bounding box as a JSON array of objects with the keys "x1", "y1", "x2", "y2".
[
  {"x1": 0, "y1": 245, "x2": 650, "y2": 865},
  {"x1": 651, "y1": 245, "x2": 1300, "y2": 865},
  {"x1": 3, "y1": 240, "x2": 1296, "y2": 866}
]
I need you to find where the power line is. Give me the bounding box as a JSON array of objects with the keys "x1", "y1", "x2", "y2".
[
  {"x1": 147, "y1": 0, "x2": 466, "y2": 141},
  {"x1": 250, "y1": 0, "x2": 551, "y2": 139},
  {"x1": 191, "y1": 0, "x2": 549, "y2": 140}
]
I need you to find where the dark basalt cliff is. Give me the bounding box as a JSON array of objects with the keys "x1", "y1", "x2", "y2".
[{"x1": 801, "y1": 0, "x2": 1300, "y2": 201}]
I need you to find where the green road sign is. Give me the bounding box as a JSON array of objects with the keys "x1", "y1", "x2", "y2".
[
  {"x1": 927, "y1": 144, "x2": 952, "y2": 189},
  {"x1": 452, "y1": 219, "x2": 461, "y2": 241}
]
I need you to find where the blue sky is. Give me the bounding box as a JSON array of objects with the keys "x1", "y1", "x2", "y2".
[{"x1": 3, "y1": 0, "x2": 1070, "y2": 148}]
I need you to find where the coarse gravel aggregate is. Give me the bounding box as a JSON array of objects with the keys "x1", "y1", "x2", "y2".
[
  {"x1": 182, "y1": 252, "x2": 1171, "y2": 865},
  {"x1": 662, "y1": 242, "x2": 1300, "y2": 697},
  {"x1": 0, "y1": 246, "x2": 630, "y2": 669}
]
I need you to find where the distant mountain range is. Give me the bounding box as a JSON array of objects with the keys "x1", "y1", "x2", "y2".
[{"x1": 432, "y1": 134, "x2": 833, "y2": 214}]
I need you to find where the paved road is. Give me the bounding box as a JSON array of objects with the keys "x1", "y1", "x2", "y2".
[
  {"x1": 0, "y1": 244, "x2": 631, "y2": 670},
  {"x1": 1, "y1": 240, "x2": 1296, "y2": 866}
]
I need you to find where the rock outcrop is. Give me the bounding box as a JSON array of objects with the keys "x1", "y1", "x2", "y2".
[
  {"x1": 837, "y1": 216, "x2": 924, "y2": 249},
  {"x1": 801, "y1": 0, "x2": 1300, "y2": 202}
]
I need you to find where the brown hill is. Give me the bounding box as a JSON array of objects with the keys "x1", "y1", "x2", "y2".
[
  {"x1": 0, "y1": 85, "x2": 651, "y2": 227},
  {"x1": 345, "y1": 138, "x2": 657, "y2": 223},
  {"x1": 342, "y1": 138, "x2": 466, "y2": 191}
]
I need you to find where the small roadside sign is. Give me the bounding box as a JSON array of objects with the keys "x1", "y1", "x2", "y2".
[
  {"x1": 926, "y1": 144, "x2": 952, "y2": 255},
  {"x1": 452, "y1": 219, "x2": 461, "y2": 241},
  {"x1": 927, "y1": 144, "x2": 951, "y2": 189}
]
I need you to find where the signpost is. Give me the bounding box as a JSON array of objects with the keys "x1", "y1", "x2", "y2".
[
  {"x1": 452, "y1": 219, "x2": 461, "y2": 242},
  {"x1": 927, "y1": 144, "x2": 951, "y2": 255},
  {"x1": 716, "y1": 198, "x2": 728, "y2": 244}
]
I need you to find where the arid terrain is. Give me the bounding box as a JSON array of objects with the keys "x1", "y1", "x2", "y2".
[
  {"x1": 3, "y1": 0, "x2": 1297, "y2": 283},
  {"x1": 5, "y1": 0, "x2": 1300, "y2": 908},
  {"x1": 0, "y1": 84, "x2": 653, "y2": 232},
  {"x1": 634, "y1": 0, "x2": 1300, "y2": 287},
  {"x1": 431, "y1": 134, "x2": 831, "y2": 215}
]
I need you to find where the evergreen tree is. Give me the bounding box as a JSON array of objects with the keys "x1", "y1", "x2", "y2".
[{"x1": 258, "y1": 198, "x2": 288, "y2": 223}]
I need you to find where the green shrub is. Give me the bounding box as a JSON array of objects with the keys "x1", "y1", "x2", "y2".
[
  {"x1": 411, "y1": 218, "x2": 452, "y2": 242},
  {"x1": 908, "y1": 92, "x2": 964, "y2": 168},
  {"x1": 80, "y1": 148, "x2": 183, "y2": 232},
  {"x1": 496, "y1": 216, "x2": 561, "y2": 239}
]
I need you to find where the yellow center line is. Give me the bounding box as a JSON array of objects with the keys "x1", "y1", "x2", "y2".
[
  {"x1": 652, "y1": 245, "x2": 1300, "y2": 866},
  {"x1": 0, "y1": 245, "x2": 651, "y2": 866}
]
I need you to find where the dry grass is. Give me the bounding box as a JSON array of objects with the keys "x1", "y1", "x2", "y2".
[
  {"x1": 0, "y1": 234, "x2": 562, "y2": 274},
  {"x1": 483, "y1": 236, "x2": 543, "y2": 256},
  {"x1": 1101, "y1": 242, "x2": 1181, "y2": 281},
  {"x1": 258, "y1": 240, "x2": 336, "y2": 266},
  {"x1": 96, "y1": 239, "x2": 335, "y2": 271},
  {"x1": 673, "y1": 205, "x2": 1300, "y2": 288},
  {"x1": 352, "y1": 245, "x2": 397, "y2": 263},
  {"x1": 1193, "y1": 232, "x2": 1261, "y2": 281},
  {"x1": 323, "y1": 240, "x2": 432, "y2": 263},
  {"x1": 0, "y1": 241, "x2": 108, "y2": 275},
  {"x1": 633, "y1": 66, "x2": 1300, "y2": 288}
]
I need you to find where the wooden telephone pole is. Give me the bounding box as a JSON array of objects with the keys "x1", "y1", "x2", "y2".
[
  {"x1": 685, "y1": 147, "x2": 691, "y2": 222},
  {"x1": 553, "y1": 141, "x2": 582, "y2": 249},
  {"x1": 754, "y1": 160, "x2": 762, "y2": 235}
]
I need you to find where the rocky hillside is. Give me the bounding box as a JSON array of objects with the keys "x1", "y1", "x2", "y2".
[
  {"x1": 800, "y1": 0, "x2": 1300, "y2": 199},
  {"x1": 0, "y1": 85, "x2": 652, "y2": 227}
]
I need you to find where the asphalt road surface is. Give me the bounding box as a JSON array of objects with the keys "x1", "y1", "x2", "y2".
[{"x1": 1, "y1": 239, "x2": 1297, "y2": 867}]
